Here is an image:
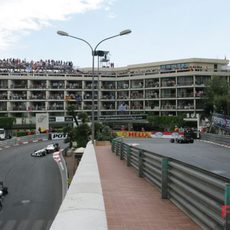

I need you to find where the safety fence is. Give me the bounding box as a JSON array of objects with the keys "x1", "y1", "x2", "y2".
[{"x1": 112, "y1": 138, "x2": 230, "y2": 230}]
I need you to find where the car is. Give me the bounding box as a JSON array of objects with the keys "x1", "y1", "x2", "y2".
[
  {"x1": 170, "y1": 135, "x2": 194, "y2": 144},
  {"x1": 46, "y1": 143, "x2": 60, "y2": 153},
  {"x1": 0, "y1": 181, "x2": 8, "y2": 210},
  {"x1": 31, "y1": 148, "x2": 47, "y2": 157},
  {"x1": 170, "y1": 129, "x2": 194, "y2": 144},
  {"x1": 0, "y1": 182, "x2": 8, "y2": 196}
]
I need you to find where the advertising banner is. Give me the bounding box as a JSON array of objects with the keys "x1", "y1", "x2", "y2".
[
  {"x1": 51, "y1": 133, "x2": 68, "y2": 140},
  {"x1": 36, "y1": 113, "x2": 49, "y2": 133},
  {"x1": 212, "y1": 113, "x2": 230, "y2": 131},
  {"x1": 116, "y1": 131, "x2": 184, "y2": 138}
]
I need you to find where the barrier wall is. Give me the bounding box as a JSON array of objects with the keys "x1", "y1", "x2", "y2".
[
  {"x1": 53, "y1": 148, "x2": 69, "y2": 200},
  {"x1": 50, "y1": 142, "x2": 108, "y2": 230}
]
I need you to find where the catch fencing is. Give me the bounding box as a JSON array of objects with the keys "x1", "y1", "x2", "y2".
[{"x1": 112, "y1": 138, "x2": 230, "y2": 230}]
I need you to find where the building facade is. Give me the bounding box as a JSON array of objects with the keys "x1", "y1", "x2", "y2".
[{"x1": 0, "y1": 58, "x2": 229, "y2": 126}]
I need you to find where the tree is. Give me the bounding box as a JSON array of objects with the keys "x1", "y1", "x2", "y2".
[
  {"x1": 147, "y1": 115, "x2": 185, "y2": 131},
  {"x1": 78, "y1": 112, "x2": 88, "y2": 124},
  {"x1": 63, "y1": 111, "x2": 91, "y2": 148},
  {"x1": 73, "y1": 123, "x2": 91, "y2": 147},
  {"x1": 202, "y1": 76, "x2": 230, "y2": 117},
  {"x1": 0, "y1": 117, "x2": 16, "y2": 129},
  {"x1": 94, "y1": 122, "x2": 116, "y2": 142},
  {"x1": 66, "y1": 104, "x2": 79, "y2": 126}
]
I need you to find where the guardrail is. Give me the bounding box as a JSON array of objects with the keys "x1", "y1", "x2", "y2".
[
  {"x1": 201, "y1": 133, "x2": 230, "y2": 146},
  {"x1": 1, "y1": 133, "x2": 49, "y2": 146},
  {"x1": 112, "y1": 138, "x2": 230, "y2": 230}
]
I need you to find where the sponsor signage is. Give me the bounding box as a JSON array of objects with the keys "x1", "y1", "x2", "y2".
[
  {"x1": 51, "y1": 133, "x2": 68, "y2": 140},
  {"x1": 65, "y1": 117, "x2": 73, "y2": 122},
  {"x1": 116, "y1": 131, "x2": 184, "y2": 139},
  {"x1": 49, "y1": 116, "x2": 73, "y2": 123},
  {"x1": 100, "y1": 115, "x2": 147, "y2": 121},
  {"x1": 49, "y1": 117, "x2": 56, "y2": 122},
  {"x1": 56, "y1": 117, "x2": 65, "y2": 122},
  {"x1": 212, "y1": 113, "x2": 230, "y2": 131},
  {"x1": 222, "y1": 205, "x2": 230, "y2": 219},
  {"x1": 36, "y1": 113, "x2": 49, "y2": 133},
  {"x1": 116, "y1": 131, "x2": 151, "y2": 138}
]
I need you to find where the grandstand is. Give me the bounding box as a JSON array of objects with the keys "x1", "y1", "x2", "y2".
[{"x1": 0, "y1": 57, "x2": 229, "y2": 129}]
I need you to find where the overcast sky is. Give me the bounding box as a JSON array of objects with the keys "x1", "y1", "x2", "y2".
[{"x1": 0, "y1": 0, "x2": 230, "y2": 68}]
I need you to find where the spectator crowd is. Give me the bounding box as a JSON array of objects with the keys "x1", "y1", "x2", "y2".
[{"x1": 0, "y1": 58, "x2": 76, "y2": 73}]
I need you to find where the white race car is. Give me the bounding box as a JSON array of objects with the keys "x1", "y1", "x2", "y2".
[
  {"x1": 46, "y1": 143, "x2": 60, "y2": 153},
  {"x1": 31, "y1": 148, "x2": 47, "y2": 157}
]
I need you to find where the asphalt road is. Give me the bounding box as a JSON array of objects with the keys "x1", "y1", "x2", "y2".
[
  {"x1": 123, "y1": 138, "x2": 230, "y2": 179},
  {"x1": 0, "y1": 140, "x2": 66, "y2": 230}
]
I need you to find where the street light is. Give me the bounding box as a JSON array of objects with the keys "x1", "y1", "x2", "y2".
[
  {"x1": 95, "y1": 50, "x2": 109, "y2": 122},
  {"x1": 57, "y1": 29, "x2": 132, "y2": 144}
]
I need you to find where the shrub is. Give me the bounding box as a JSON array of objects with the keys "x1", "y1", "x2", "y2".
[{"x1": 95, "y1": 124, "x2": 117, "y2": 142}]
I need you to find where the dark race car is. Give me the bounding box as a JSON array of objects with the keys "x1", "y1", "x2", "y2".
[{"x1": 170, "y1": 129, "x2": 194, "y2": 144}]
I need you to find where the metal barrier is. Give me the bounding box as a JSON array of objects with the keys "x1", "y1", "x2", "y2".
[
  {"x1": 112, "y1": 138, "x2": 230, "y2": 230},
  {"x1": 201, "y1": 133, "x2": 230, "y2": 146}
]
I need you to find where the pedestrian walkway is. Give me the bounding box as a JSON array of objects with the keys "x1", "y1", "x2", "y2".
[{"x1": 95, "y1": 145, "x2": 199, "y2": 230}]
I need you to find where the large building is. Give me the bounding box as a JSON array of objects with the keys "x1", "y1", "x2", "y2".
[{"x1": 0, "y1": 57, "x2": 229, "y2": 128}]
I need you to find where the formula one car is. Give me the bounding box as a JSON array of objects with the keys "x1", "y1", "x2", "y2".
[
  {"x1": 31, "y1": 148, "x2": 48, "y2": 157},
  {"x1": 46, "y1": 143, "x2": 60, "y2": 153},
  {"x1": 31, "y1": 143, "x2": 60, "y2": 157},
  {"x1": 0, "y1": 182, "x2": 8, "y2": 210},
  {"x1": 170, "y1": 129, "x2": 194, "y2": 144}
]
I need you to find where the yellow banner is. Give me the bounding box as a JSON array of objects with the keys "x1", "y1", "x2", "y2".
[{"x1": 116, "y1": 131, "x2": 151, "y2": 138}]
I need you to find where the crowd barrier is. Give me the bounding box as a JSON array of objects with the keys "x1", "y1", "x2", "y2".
[{"x1": 112, "y1": 138, "x2": 230, "y2": 230}]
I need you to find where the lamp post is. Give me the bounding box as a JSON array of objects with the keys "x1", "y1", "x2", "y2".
[
  {"x1": 95, "y1": 50, "x2": 109, "y2": 122},
  {"x1": 57, "y1": 29, "x2": 131, "y2": 144}
]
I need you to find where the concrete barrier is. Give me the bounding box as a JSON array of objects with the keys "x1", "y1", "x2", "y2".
[
  {"x1": 50, "y1": 141, "x2": 108, "y2": 230},
  {"x1": 53, "y1": 148, "x2": 69, "y2": 200}
]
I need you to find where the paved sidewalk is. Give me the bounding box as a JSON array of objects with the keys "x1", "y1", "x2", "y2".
[{"x1": 95, "y1": 145, "x2": 199, "y2": 230}]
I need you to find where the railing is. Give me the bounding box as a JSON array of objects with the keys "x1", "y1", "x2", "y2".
[
  {"x1": 112, "y1": 138, "x2": 230, "y2": 230},
  {"x1": 201, "y1": 133, "x2": 230, "y2": 146},
  {"x1": 1, "y1": 133, "x2": 49, "y2": 146}
]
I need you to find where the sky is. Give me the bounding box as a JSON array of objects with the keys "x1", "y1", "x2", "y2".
[{"x1": 0, "y1": 0, "x2": 230, "y2": 68}]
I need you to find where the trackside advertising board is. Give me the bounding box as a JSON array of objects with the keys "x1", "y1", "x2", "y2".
[
  {"x1": 212, "y1": 113, "x2": 230, "y2": 131},
  {"x1": 36, "y1": 113, "x2": 49, "y2": 133},
  {"x1": 51, "y1": 133, "x2": 68, "y2": 140},
  {"x1": 116, "y1": 131, "x2": 184, "y2": 138}
]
